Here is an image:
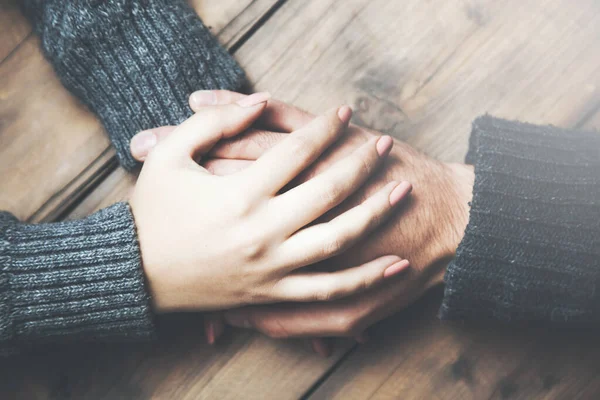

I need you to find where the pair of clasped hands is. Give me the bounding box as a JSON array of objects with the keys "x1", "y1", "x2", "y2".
[{"x1": 129, "y1": 91, "x2": 474, "y2": 356}]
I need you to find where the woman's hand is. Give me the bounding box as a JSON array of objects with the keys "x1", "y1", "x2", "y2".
[{"x1": 129, "y1": 93, "x2": 413, "y2": 313}]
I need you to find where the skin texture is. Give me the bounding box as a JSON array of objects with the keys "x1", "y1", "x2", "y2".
[
  {"x1": 130, "y1": 91, "x2": 474, "y2": 354},
  {"x1": 129, "y1": 95, "x2": 413, "y2": 313}
]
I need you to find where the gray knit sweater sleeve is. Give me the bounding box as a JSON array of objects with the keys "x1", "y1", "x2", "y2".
[
  {"x1": 0, "y1": 203, "x2": 154, "y2": 355},
  {"x1": 441, "y1": 116, "x2": 600, "y2": 323},
  {"x1": 21, "y1": 0, "x2": 245, "y2": 170}
]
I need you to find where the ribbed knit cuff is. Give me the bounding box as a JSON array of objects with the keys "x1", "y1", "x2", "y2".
[
  {"x1": 0, "y1": 203, "x2": 155, "y2": 353},
  {"x1": 24, "y1": 0, "x2": 246, "y2": 170},
  {"x1": 441, "y1": 116, "x2": 600, "y2": 323}
]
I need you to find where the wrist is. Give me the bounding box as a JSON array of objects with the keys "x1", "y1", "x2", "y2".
[
  {"x1": 427, "y1": 162, "x2": 474, "y2": 288},
  {"x1": 445, "y1": 163, "x2": 475, "y2": 256}
]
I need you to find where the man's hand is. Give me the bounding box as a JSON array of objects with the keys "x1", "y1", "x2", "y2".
[{"x1": 130, "y1": 90, "x2": 475, "y2": 353}]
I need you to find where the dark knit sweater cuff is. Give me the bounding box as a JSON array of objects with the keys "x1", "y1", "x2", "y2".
[
  {"x1": 441, "y1": 116, "x2": 600, "y2": 323},
  {"x1": 0, "y1": 203, "x2": 155, "y2": 352},
  {"x1": 23, "y1": 0, "x2": 246, "y2": 170}
]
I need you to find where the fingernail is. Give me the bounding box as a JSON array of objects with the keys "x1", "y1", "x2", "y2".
[
  {"x1": 190, "y1": 90, "x2": 217, "y2": 107},
  {"x1": 224, "y1": 313, "x2": 253, "y2": 328},
  {"x1": 206, "y1": 321, "x2": 215, "y2": 345},
  {"x1": 384, "y1": 259, "x2": 410, "y2": 278},
  {"x1": 130, "y1": 130, "x2": 157, "y2": 160},
  {"x1": 236, "y1": 92, "x2": 271, "y2": 107},
  {"x1": 389, "y1": 181, "x2": 412, "y2": 206},
  {"x1": 337, "y1": 105, "x2": 352, "y2": 124},
  {"x1": 376, "y1": 135, "x2": 393, "y2": 157}
]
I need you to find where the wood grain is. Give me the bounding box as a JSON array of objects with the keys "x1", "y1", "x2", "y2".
[
  {"x1": 0, "y1": 0, "x2": 280, "y2": 222},
  {"x1": 3, "y1": 0, "x2": 600, "y2": 398},
  {"x1": 0, "y1": 0, "x2": 31, "y2": 63},
  {"x1": 55, "y1": 0, "x2": 600, "y2": 398}
]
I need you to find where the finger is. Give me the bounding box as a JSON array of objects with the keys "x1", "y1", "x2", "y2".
[
  {"x1": 224, "y1": 303, "x2": 358, "y2": 338},
  {"x1": 158, "y1": 93, "x2": 270, "y2": 162},
  {"x1": 189, "y1": 90, "x2": 248, "y2": 110},
  {"x1": 258, "y1": 99, "x2": 315, "y2": 132},
  {"x1": 281, "y1": 181, "x2": 412, "y2": 269},
  {"x1": 272, "y1": 256, "x2": 410, "y2": 302},
  {"x1": 271, "y1": 135, "x2": 393, "y2": 231},
  {"x1": 311, "y1": 338, "x2": 333, "y2": 357},
  {"x1": 204, "y1": 313, "x2": 226, "y2": 345},
  {"x1": 209, "y1": 129, "x2": 286, "y2": 160},
  {"x1": 190, "y1": 90, "x2": 315, "y2": 133},
  {"x1": 202, "y1": 159, "x2": 253, "y2": 176},
  {"x1": 130, "y1": 126, "x2": 177, "y2": 161},
  {"x1": 239, "y1": 106, "x2": 352, "y2": 194}
]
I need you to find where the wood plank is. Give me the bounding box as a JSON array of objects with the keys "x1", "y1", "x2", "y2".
[
  {"x1": 0, "y1": 0, "x2": 279, "y2": 222},
  {"x1": 0, "y1": 0, "x2": 31, "y2": 63},
  {"x1": 39, "y1": 0, "x2": 600, "y2": 398},
  {"x1": 5, "y1": 0, "x2": 600, "y2": 399},
  {"x1": 295, "y1": 0, "x2": 600, "y2": 398}
]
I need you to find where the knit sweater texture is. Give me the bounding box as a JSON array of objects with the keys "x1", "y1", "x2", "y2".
[
  {"x1": 441, "y1": 116, "x2": 600, "y2": 322},
  {"x1": 0, "y1": 0, "x2": 245, "y2": 353},
  {"x1": 21, "y1": 0, "x2": 246, "y2": 170},
  {"x1": 0, "y1": 203, "x2": 154, "y2": 355}
]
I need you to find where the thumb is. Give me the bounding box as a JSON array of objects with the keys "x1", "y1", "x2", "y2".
[
  {"x1": 130, "y1": 126, "x2": 177, "y2": 161},
  {"x1": 161, "y1": 92, "x2": 271, "y2": 161}
]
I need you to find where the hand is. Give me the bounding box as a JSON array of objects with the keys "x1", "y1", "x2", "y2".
[
  {"x1": 204, "y1": 97, "x2": 473, "y2": 352},
  {"x1": 129, "y1": 91, "x2": 473, "y2": 351},
  {"x1": 129, "y1": 93, "x2": 413, "y2": 313}
]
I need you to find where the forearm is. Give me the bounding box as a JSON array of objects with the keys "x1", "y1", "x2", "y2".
[
  {"x1": 441, "y1": 116, "x2": 600, "y2": 323},
  {"x1": 0, "y1": 203, "x2": 154, "y2": 355}
]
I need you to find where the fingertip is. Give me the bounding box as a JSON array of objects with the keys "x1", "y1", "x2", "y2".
[
  {"x1": 383, "y1": 259, "x2": 410, "y2": 278},
  {"x1": 337, "y1": 105, "x2": 353, "y2": 125},
  {"x1": 311, "y1": 338, "x2": 332, "y2": 357},
  {"x1": 236, "y1": 92, "x2": 271, "y2": 108},
  {"x1": 205, "y1": 320, "x2": 215, "y2": 345},
  {"x1": 130, "y1": 130, "x2": 157, "y2": 161},
  {"x1": 355, "y1": 332, "x2": 370, "y2": 344},
  {"x1": 389, "y1": 181, "x2": 413, "y2": 206},
  {"x1": 190, "y1": 90, "x2": 218, "y2": 109},
  {"x1": 376, "y1": 135, "x2": 393, "y2": 157}
]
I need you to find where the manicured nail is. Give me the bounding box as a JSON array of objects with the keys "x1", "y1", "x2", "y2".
[
  {"x1": 337, "y1": 105, "x2": 352, "y2": 124},
  {"x1": 376, "y1": 135, "x2": 393, "y2": 157},
  {"x1": 236, "y1": 92, "x2": 271, "y2": 107},
  {"x1": 389, "y1": 181, "x2": 412, "y2": 206},
  {"x1": 383, "y1": 259, "x2": 410, "y2": 278},
  {"x1": 224, "y1": 313, "x2": 253, "y2": 328},
  {"x1": 190, "y1": 90, "x2": 217, "y2": 107},
  {"x1": 206, "y1": 321, "x2": 215, "y2": 345},
  {"x1": 130, "y1": 130, "x2": 157, "y2": 160}
]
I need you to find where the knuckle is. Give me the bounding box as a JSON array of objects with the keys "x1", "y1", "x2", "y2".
[
  {"x1": 322, "y1": 234, "x2": 346, "y2": 256},
  {"x1": 321, "y1": 179, "x2": 345, "y2": 206},
  {"x1": 239, "y1": 236, "x2": 269, "y2": 261},
  {"x1": 287, "y1": 135, "x2": 314, "y2": 159},
  {"x1": 355, "y1": 153, "x2": 374, "y2": 177},
  {"x1": 229, "y1": 197, "x2": 254, "y2": 218},
  {"x1": 254, "y1": 131, "x2": 280, "y2": 150}
]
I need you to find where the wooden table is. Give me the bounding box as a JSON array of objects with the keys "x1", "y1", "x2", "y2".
[{"x1": 2, "y1": 0, "x2": 600, "y2": 398}]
